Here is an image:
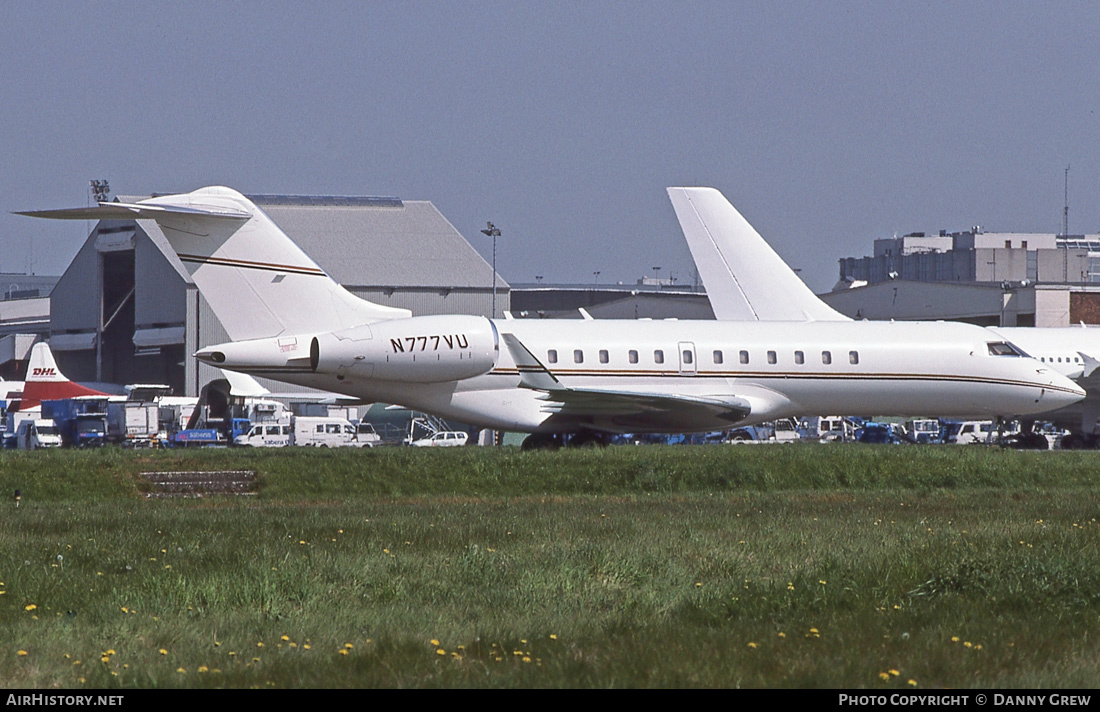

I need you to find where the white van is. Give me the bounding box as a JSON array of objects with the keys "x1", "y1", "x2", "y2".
[
  {"x1": 17, "y1": 419, "x2": 63, "y2": 450},
  {"x1": 235, "y1": 422, "x2": 292, "y2": 447},
  {"x1": 292, "y1": 416, "x2": 361, "y2": 448}
]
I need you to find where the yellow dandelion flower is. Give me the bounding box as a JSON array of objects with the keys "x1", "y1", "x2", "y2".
[
  {"x1": 430, "y1": 639, "x2": 440, "y2": 646},
  {"x1": 338, "y1": 649, "x2": 348, "y2": 656},
  {"x1": 695, "y1": 582, "x2": 702, "y2": 587},
  {"x1": 344, "y1": 643, "x2": 353, "y2": 649},
  {"x1": 159, "y1": 649, "x2": 168, "y2": 656},
  {"x1": 963, "y1": 641, "x2": 972, "y2": 648},
  {"x1": 787, "y1": 583, "x2": 795, "y2": 591},
  {"x1": 550, "y1": 634, "x2": 558, "y2": 640},
  {"x1": 777, "y1": 632, "x2": 786, "y2": 638},
  {"x1": 908, "y1": 679, "x2": 918, "y2": 687},
  {"x1": 257, "y1": 642, "x2": 264, "y2": 648},
  {"x1": 106, "y1": 649, "x2": 115, "y2": 656},
  {"x1": 975, "y1": 644, "x2": 983, "y2": 651},
  {"x1": 879, "y1": 672, "x2": 890, "y2": 681},
  {"x1": 951, "y1": 636, "x2": 960, "y2": 643},
  {"x1": 436, "y1": 649, "x2": 446, "y2": 656},
  {"x1": 101, "y1": 655, "x2": 110, "y2": 663},
  {"x1": 303, "y1": 644, "x2": 311, "y2": 650},
  {"x1": 281, "y1": 635, "x2": 289, "y2": 641},
  {"x1": 17, "y1": 650, "x2": 28, "y2": 657},
  {"x1": 24, "y1": 604, "x2": 36, "y2": 611},
  {"x1": 819, "y1": 580, "x2": 827, "y2": 585},
  {"x1": 523, "y1": 656, "x2": 531, "y2": 663},
  {"x1": 889, "y1": 669, "x2": 900, "y2": 677},
  {"x1": 77, "y1": 678, "x2": 85, "y2": 684},
  {"x1": 747, "y1": 642, "x2": 758, "y2": 649},
  {"x1": 176, "y1": 667, "x2": 186, "y2": 673},
  {"x1": 289, "y1": 642, "x2": 297, "y2": 649},
  {"x1": 198, "y1": 666, "x2": 208, "y2": 673}
]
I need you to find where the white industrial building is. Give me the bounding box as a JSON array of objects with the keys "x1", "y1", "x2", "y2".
[{"x1": 828, "y1": 229, "x2": 1100, "y2": 327}]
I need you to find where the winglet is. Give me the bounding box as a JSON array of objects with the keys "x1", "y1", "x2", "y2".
[
  {"x1": 500, "y1": 333, "x2": 564, "y2": 391},
  {"x1": 1078, "y1": 351, "x2": 1100, "y2": 378}
]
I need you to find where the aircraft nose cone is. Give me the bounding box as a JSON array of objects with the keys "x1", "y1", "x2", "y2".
[{"x1": 1042, "y1": 370, "x2": 1086, "y2": 408}]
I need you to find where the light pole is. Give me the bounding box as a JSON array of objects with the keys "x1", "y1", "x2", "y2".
[{"x1": 480, "y1": 222, "x2": 501, "y2": 317}]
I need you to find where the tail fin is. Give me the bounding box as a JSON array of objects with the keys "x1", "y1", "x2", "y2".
[
  {"x1": 667, "y1": 187, "x2": 849, "y2": 322},
  {"x1": 18, "y1": 343, "x2": 105, "y2": 410},
  {"x1": 18, "y1": 187, "x2": 411, "y2": 341}
]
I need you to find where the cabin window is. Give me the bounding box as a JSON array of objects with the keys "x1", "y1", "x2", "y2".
[
  {"x1": 682, "y1": 350, "x2": 693, "y2": 364},
  {"x1": 599, "y1": 349, "x2": 609, "y2": 364},
  {"x1": 713, "y1": 350, "x2": 723, "y2": 364},
  {"x1": 628, "y1": 349, "x2": 639, "y2": 364},
  {"x1": 316, "y1": 425, "x2": 324, "y2": 433},
  {"x1": 767, "y1": 350, "x2": 777, "y2": 364},
  {"x1": 547, "y1": 349, "x2": 558, "y2": 364},
  {"x1": 822, "y1": 350, "x2": 832, "y2": 364},
  {"x1": 849, "y1": 350, "x2": 859, "y2": 365},
  {"x1": 739, "y1": 350, "x2": 749, "y2": 364},
  {"x1": 574, "y1": 349, "x2": 584, "y2": 364},
  {"x1": 654, "y1": 350, "x2": 665, "y2": 364},
  {"x1": 794, "y1": 350, "x2": 804, "y2": 365}
]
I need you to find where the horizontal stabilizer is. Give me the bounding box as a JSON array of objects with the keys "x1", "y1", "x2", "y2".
[
  {"x1": 16, "y1": 201, "x2": 251, "y2": 221},
  {"x1": 18, "y1": 186, "x2": 411, "y2": 341}
]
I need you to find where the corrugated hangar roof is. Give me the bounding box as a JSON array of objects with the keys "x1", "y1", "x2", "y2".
[{"x1": 254, "y1": 197, "x2": 507, "y2": 290}]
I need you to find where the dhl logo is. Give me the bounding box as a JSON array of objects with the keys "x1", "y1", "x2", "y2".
[{"x1": 32, "y1": 368, "x2": 57, "y2": 377}]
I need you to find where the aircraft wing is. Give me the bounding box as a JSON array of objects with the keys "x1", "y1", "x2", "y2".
[{"x1": 501, "y1": 333, "x2": 751, "y2": 431}]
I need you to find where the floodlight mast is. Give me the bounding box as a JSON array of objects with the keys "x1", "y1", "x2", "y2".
[{"x1": 480, "y1": 221, "x2": 501, "y2": 317}]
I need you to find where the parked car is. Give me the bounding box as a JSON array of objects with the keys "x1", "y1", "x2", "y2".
[{"x1": 410, "y1": 431, "x2": 469, "y2": 447}]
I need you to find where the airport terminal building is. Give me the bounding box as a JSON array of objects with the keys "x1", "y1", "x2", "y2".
[{"x1": 35, "y1": 194, "x2": 509, "y2": 396}]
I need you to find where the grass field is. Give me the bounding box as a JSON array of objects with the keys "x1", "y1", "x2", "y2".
[{"x1": 1, "y1": 444, "x2": 1098, "y2": 688}]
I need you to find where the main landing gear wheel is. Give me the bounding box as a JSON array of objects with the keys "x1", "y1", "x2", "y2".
[{"x1": 521, "y1": 433, "x2": 562, "y2": 451}]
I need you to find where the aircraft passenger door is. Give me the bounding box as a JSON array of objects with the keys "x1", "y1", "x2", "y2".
[{"x1": 678, "y1": 342, "x2": 697, "y2": 376}]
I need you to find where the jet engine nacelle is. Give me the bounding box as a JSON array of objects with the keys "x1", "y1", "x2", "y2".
[{"x1": 311, "y1": 315, "x2": 498, "y2": 383}]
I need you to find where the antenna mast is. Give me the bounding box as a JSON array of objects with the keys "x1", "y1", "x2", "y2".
[{"x1": 1063, "y1": 165, "x2": 1069, "y2": 236}]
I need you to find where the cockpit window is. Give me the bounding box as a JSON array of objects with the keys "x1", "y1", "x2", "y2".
[{"x1": 987, "y1": 341, "x2": 1027, "y2": 357}]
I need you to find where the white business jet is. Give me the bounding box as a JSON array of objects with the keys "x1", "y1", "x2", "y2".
[
  {"x1": 668, "y1": 186, "x2": 1100, "y2": 446},
  {"x1": 19, "y1": 187, "x2": 1083, "y2": 449}
]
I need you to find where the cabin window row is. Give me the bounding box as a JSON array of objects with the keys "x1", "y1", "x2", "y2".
[{"x1": 544, "y1": 349, "x2": 860, "y2": 365}]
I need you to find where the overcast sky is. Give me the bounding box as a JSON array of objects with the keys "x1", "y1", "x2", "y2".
[{"x1": 4, "y1": 1, "x2": 1100, "y2": 294}]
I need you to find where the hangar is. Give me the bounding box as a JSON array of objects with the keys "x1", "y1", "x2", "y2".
[{"x1": 41, "y1": 193, "x2": 508, "y2": 396}]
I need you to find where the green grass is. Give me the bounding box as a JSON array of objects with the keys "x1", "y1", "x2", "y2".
[{"x1": 1, "y1": 444, "x2": 1098, "y2": 688}]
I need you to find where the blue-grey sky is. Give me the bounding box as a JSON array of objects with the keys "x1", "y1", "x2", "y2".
[{"x1": 4, "y1": 1, "x2": 1100, "y2": 294}]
